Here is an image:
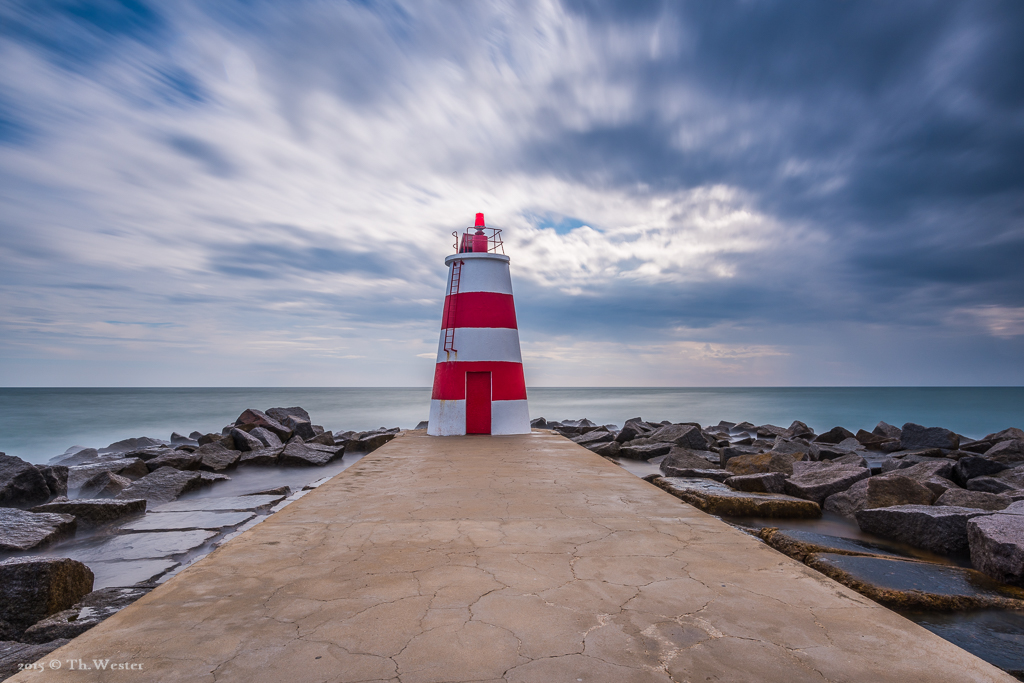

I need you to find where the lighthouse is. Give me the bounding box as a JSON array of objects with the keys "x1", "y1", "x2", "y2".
[{"x1": 427, "y1": 213, "x2": 530, "y2": 435}]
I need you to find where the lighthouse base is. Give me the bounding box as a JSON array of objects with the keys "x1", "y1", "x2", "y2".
[{"x1": 428, "y1": 399, "x2": 530, "y2": 436}]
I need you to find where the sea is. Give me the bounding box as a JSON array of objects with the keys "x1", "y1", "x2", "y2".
[{"x1": 1, "y1": 386, "x2": 1022, "y2": 464}]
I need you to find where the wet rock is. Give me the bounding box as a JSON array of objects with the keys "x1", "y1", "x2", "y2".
[
  {"x1": 34, "y1": 465, "x2": 68, "y2": 499},
  {"x1": 265, "y1": 406, "x2": 311, "y2": 424},
  {"x1": 119, "y1": 510, "x2": 255, "y2": 532},
  {"x1": 234, "y1": 409, "x2": 291, "y2": 440},
  {"x1": 67, "y1": 458, "x2": 148, "y2": 490},
  {"x1": 855, "y1": 505, "x2": 990, "y2": 555},
  {"x1": 29, "y1": 498, "x2": 146, "y2": 526},
  {"x1": 0, "y1": 453, "x2": 53, "y2": 509},
  {"x1": 115, "y1": 467, "x2": 203, "y2": 506},
  {"x1": 99, "y1": 437, "x2": 164, "y2": 455},
  {"x1": 144, "y1": 450, "x2": 202, "y2": 472},
  {"x1": 231, "y1": 427, "x2": 265, "y2": 452},
  {"x1": 900, "y1": 423, "x2": 959, "y2": 451},
  {"x1": 647, "y1": 424, "x2": 710, "y2": 450},
  {"x1": 935, "y1": 489, "x2": 1013, "y2": 511},
  {"x1": 0, "y1": 557, "x2": 94, "y2": 632},
  {"x1": 653, "y1": 477, "x2": 820, "y2": 518},
  {"x1": 0, "y1": 639, "x2": 72, "y2": 680},
  {"x1": 281, "y1": 416, "x2": 317, "y2": 441},
  {"x1": 758, "y1": 528, "x2": 913, "y2": 563},
  {"x1": 586, "y1": 441, "x2": 620, "y2": 458},
  {"x1": 21, "y1": 585, "x2": 152, "y2": 644},
  {"x1": 238, "y1": 446, "x2": 282, "y2": 466},
  {"x1": 279, "y1": 442, "x2": 335, "y2": 467},
  {"x1": 995, "y1": 466, "x2": 1024, "y2": 489},
  {"x1": 71, "y1": 530, "x2": 218, "y2": 563},
  {"x1": 249, "y1": 427, "x2": 283, "y2": 449},
  {"x1": 193, "y1": 442, "x2": 241, "y2": 472},
  {"x1": 968, "y1": 476, "x2": 1019, "y2": 494},
  {"x1": 725, "y1": 450, "x2": 807, "y2": 476},
  {"x1": 0, "y1": 509, "x2": 77, "y2": 551},
  {"x1": 619, "y1": 442, "x2": 673, "y2": 460},
  {"x1": 984, "y1": 427, "x2": 1024, "y2": 443},
  {"x1": 985, "y1": 440, "x2": 1024, "y2": 465},
  {"x1": 724, "y1": 472, "x2": 787, "y2": 494},
  {"x1": 969, "y1": 514, "x2": 1024, "y2": 585},
  {"x1": 571, "y1": 429, "x2": 614, "y2": 446},
  {"x1": 152, "y1": 494, "x2": 285, "y2": 512},
  {"x1": 814, "y1": 426, "x2": 855, "y2": 444},
  {"x1": 823, "y1": 476, "x2": 936, "y2": 518},
  {"x1": 805, "y1": 552, "x2": 1024, "y2": 610},
  {"x1": 784, "y1": 466, "x2": 870, "y2": 504},
  {"x1": 79, "y1": 471, "x2": 132, "y2": 499}
]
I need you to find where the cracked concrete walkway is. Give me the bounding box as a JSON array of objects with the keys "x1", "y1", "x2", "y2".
[{"x1": 13, "y1": 431, "x2": 1014, "y2": 682}]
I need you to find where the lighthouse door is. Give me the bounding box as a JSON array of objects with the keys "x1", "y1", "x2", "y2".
[{"x1": 465, "y1": 372, "x2": 492, "y2": 434}]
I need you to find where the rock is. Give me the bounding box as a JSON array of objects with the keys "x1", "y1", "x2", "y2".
[
  {"x1": 29, "y1": 498, "x2": 146, "y2": 526},
  {"x1": 21, "y1": 585, "x2": 152, "y2": 644},
  {"x1": 995, "y1": 466, "x2": 1024, "y2": 489},
  {"x1": 70, "y1": 530, "x2": 218, "y2": 563},
  {"x1": 900, "y1": 423, "x2": 959, "y2": 451},
  {"x1": 306, "y1": 431, "x2": 336, "y2": 446},
  {"x1": 961, "y1": 439, "x2": 994, "y2": 454},
  {"x1": 754, "y1": 424, "x2": 787, "y2": 438},
  {"x1": 855, "y1": 429, "x2": 895, "y2": 450},
  {"x1": 619, "y1": 442, "x2": 673, "y2": 460},
  {"x1": 872, "y1": 421, "x2": 902, "y2": 439},
  {"x1": 571, "y1": 429, "x2": 614, "y2": 446},
  {"x1": 952, "y1": 456, "x2": 1009, "y2": 486},
  {"x1": 530, "y1": 417, "x2": 552, "y2": 429},
  {"x1": 967, "y1": 476, "x2": 1018, "y2": 494},
  {"x1": 796, "y1": 453, "x2": 866, "y2": 471},
  {"x1": 281, "y1": 416, "x2": 317, "y2": 441},
  {"x1": 152, "y1": 494, "x2": 286, "y2": 512},
  {"x1": 647, "y1": 424, "x2": 710, "y2": 450},
  {"x1": 877, "y1": 460, "x2": 957, "y2": 497},
  {"x1": 757, "y1": 528, "x2": 913, "y2": 563},
  {"x1": 197, "y1": 432, "x2": 228, "y2": 446},
  {"x1": 34, "y1": 465, "x2": 68, "y2": 498},
  {"x1": 984, "y1": 440, "x2": 1024, "y2": 464},
  {"x1": 243, "y1": 486, "x2": 291, "y2": 497},
  {"x1": 0, "y1": 453, "x2": 53, "y2": 509},
  {"x1": 785, "y1": 420, "x2": 815, "y2": 439},
  {"x1": 115, "y1": 467, "x2": 203, "y2": 505},
  {"x1": 784, "y1": 466, "x2": 870, "y2": 505},
  {"x1": 50, "y1": 446, "x2": 101, "y2": 466},
  {"x1": 855, "y1": 505, "x2": 990, "y2": 555},
  {"x1": 265, "y1": 406, "x2": 311, "y2": 424},
  {"x1": 662, "y1": 468, "x2": 732, "y2": 482},
  {"x1": 124, "y1": 445, "x2": 174, "y2": 461},
  {"x1": 170, "y1": 432, "x2": 194, "y2": 444},
  {"x1": 144, "y1": 450, "x2": 202, "y2": 472},
  {"x1": 718, "y1": 445, "x2": 760, "y2": 467},
  {"x1": 659, "y1": 448, "x2": 720, "y2": 476},
  {"x1": 279, "y1": 442, "x2": 334, "y2": 467},
  {"x1": 653, "y1": 477, "x2": 820, "y2": 518},
  {"x1": 823, "y1": 476, "x2": 936, "y2": 517},
  {"x1": 814, "y1": 426, "x2": 855, "y2": 444},
  {"x1": 348, "y1": 430, "x2": 397, "y2": 452},
  {"x1": 234, "y1": 408, "x2": 292, "y2": 440},
  {"x1": 193, "y1": 442, "x2": 241, "y2": 472},
  {"x1": 725, "y1": 450, "x2": 807, "y2": 476},
  {"x1": 119, "y1": 510, "x2": 255, "y2": 532},
  {"x1": 198, "y1": 471, "x2": 230, "y2": 487},
  {"x1": 78, "y1": 471, "x2": 132, "y2": 499},
  {"x1": 935, "y1": 489, "x2": 1013, "y2": 511},
  {"x1": 0, "y1": 509, "x2": 77, "y2": 551},
  {"x1": 969, "y1": 514, "x2": 1024, "y2": 585},
  {"x1": 614, "y1": 418, "x2": 654, "y2": 443},
  {"x1": 724, "y1": 472, "x2": 787, "y2": 494},
  {"x1": 238, "y1": 447, "x2": 282, "y2": 466},
  {"x1": 984, "y1": 427, "x2": 1024, "y2": 443},
  {"x1": 99, "y1": 436, "x2": 165, "y2": 454},
  {"x1": 772, "y1": 437, "x2": 820, "y2": 460},
  {"x1": 805, "y1": 552, "x2": 1024, "y2": 611},
  {"x1": 0, "y1": 557, "x2": 94, "y2": 632},
  {"x1": 414, "y1": 420, "x2": 429, "y2": 430},
  {"x1": 0, "y1": 639, "x2": 72, "y2": 679},
  {"x1": 67, "y1": 458, "x2": 149, "y2": 489},
  {"x1": 586, "y1": 441, "x2": 621, "y2": 458},
  {"x1": 249, "y1": 427, "x2": 283, "y2": 449},
  {"x1": 230, "y1": 427, "x2": 265, "y2": 452}
]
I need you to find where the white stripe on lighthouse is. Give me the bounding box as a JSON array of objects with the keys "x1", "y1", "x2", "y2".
[
  {"x1": 428, "y1": 399, "x2": 466, "y2": 436},
  {"x1": 436, "y1": 328, "x2": 523, "y2": 363},
  {"x1": 491, "y1": 400, "x2": 530, "y2": 435},
  {"x1": 446, "y1": 258, "x2": 514, "y2": 295}
]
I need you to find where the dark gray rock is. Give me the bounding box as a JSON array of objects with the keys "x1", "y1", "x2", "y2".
[
  {"x1": 856, "y1": 505, "x2": 990, "y2": 555},
  {"x1": 34, "y1": 465, "x2": 68, "y2": 498},
  {"x1": 50, "y1": 446, "x2": 101, "y2": 466},
  {"x1": 67, "y1": 458, "x2": 149, "y2": 490},
  {"x1": 123, "y1": 445, "x2": 174, "y2": 461},
  {"x1": 414, "y1": 420, "x2": 429, "y2": 430},
  {"x1": 249, "y1": 426, "x2": 283, "y2": 449},
  {"x1": 961, "y1": 439, "x2": 994, "y2": 454},
  {"x1": 530, "y1": 417, "x2": 551, "y2": 429},
  {"x1": 660, "y1": 448, "x2": 721, "y2": 476},
  {"x1": 115, "y1": 467, "x2": 203, "y2": 505},
  {"x1": 754, "y1": 424, "x2": 787, "y2": 439},
  {"x1": 29, "y1": 498, "x2": 146, "y2": 526},
  {"x1": 279, "y1": 442, "x2": 334, "y2": 467},
  {"x1": 984, "y1": 427, "x2": 1024, "y2": 443},
  {"x1": 814, "y1": 426, "x2": 855, "y2": 444},
  {"x1": 773, "y1": 437, "x2": 821, "y2": 460},
  {"x1": 79, "y1": 471, "x2": 132, "y2": 499},
  {"x1": 784, "y1": 466, "x2": 870, "y2": 505},
  {"x1": 265, "y1": 406, "x2": 311, "y2": 424},
  {"x1": 571, "y1": 429, "x2": 614, "y2": 446},
  {"x1": 144, "y1": 450, "x2": 202, "y2": 472},
  {"x1": 348, "y1": 430, "x2": 397, "y2": 452},
  {"x1": 724, "y1": 472, "x2": 787, "y2": 494},
  {"x1": 900, "y1": 423, "x2": 959, "y2": 451},
  {"x1": 984, "y1": 439, "x2": 1024, "y2": 464},
  {"x1": 936, "y1": 489, "x2": 1013, "y2": 511},
  {"x1": 585, "y1": 441, "x2": 621, "y2": 458},
  {"x1": 0, "y1": 509, "x2": 77, "y2": 551},
  {"x1": 234, "y1": 408, "x2": 292, "y2": 440},
  {"x1": 661, "y1": 468, "x2": 731, "y2": 482},
  {"x1": 968, "y1": 513, "x2": 1024, "y2": 585},
  {"x1": 614, "y1": 418, "x2": 654, "y2": 443},
  {"x1": 823, "y1": 476, "x2": 936, "y2": 518},
  {"x1": 306, "y1": 431, "x2": 336, "y2": 446},
  {"x1": 619, "y1": 442, "x2": 673, "y2": 460},
  {"x1": 967, "y1": 476, "x2": 1018, "y2": 494},
  {"x1": 647, "y1": 424, "x2": 710, "y2": 450},
  {"x1": 718, "y1": 445, "x2": 760, "y2": 467},
  {"x1": 0, "y1": 639, "x2": 72, "y2": 679},
  {"x1": 197, "y1": 432, "x2": 229, "y2": 446},
  {"x1": 230, "y1": 427, "x2": 265, "y2": 452},
  {"x1": 785, "y1": 420, "x2": 815, "y2": 439},
  {"x1": 0, "y1": 453, "x2": 52, "y2": 509},
  {"x1": 170, "y1": 432, "x2": 194, "y2": 444},
  {"x1": 198, "y1": 471, "x2": 230, "y2": 487},
  {"x1": 952, "y1": 456, "x2": 1009, "y2": 486},
  {"x1": 193, "y1": 442, "x2": 241, "y2": 472},
  {"x1": 0, "y1": 557, "x2": 94, "y2": 632},
  {"x1": 99, "y1": 437, "x2": 165, "y2": 454},
  {"x1": 873, "y1": 421, "x2": 903, "y2": 439},
  {"x1": 855, "y1": 429, "x2": 895, "y2": 450},
  {"x1": 282, "y1": 416, "x2": 317, "y2": 441},
  {"x1": 238, "y1": 447, "x2": 282, "y2": 466},
  {"x1": 21, "y1": 585, "x2": 152, "y2": 644}
]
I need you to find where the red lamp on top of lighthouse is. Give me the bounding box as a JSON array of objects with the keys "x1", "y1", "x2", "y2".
[{"x1": 428, "y1": 213, "x2": 531, "y2": 435}]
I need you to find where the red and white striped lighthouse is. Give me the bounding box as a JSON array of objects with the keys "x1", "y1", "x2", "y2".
[{"x1": 428, "y1": 213, "x2": 530, "y2": 435}]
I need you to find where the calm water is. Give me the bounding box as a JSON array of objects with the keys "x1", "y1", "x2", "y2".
[{"x1": 0, "y1": 386, "x2": 1022, "y2": 463}]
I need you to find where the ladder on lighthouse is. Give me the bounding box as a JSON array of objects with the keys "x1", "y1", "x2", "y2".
[{"x1": 442, "y1": 259, "x2": 462, "y2": 357}]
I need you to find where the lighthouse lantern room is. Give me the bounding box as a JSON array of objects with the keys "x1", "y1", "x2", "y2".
[{"x1": 428, "y1": 213, "x2": 530, "y2": 436}]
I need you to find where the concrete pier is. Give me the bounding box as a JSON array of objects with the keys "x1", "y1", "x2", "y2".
[{"x1": 13, "y1": 431, "x2": 1014, "y2": 682}]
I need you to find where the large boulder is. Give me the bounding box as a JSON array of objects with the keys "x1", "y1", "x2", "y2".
[
  {"x1": 653, "y1": 477, "x2": 820, "y2": 518},
  {"x1": 784, "y1": 466, "x2": 870, "y2": 505},
  {"x1": 724, "y1": 472, "x2": 787, "y2": 494},
  {"x1": 34, "y1": 465, "x2": 68, "y2": 499},
  {"x1": 772, "y1": 437, "x2": 820, "y2": 460},
  {"x1": 115, "y1": 467, "x2": 203, "y2": 505},
  {"x1": 647, "y1": 424, "x2": 710, "y2": 451},
  {"x1": 784, "y1": 420, "x2": 815, "y2": 439},
  {"x1": 968, "y1": 513, "x2": 1024, "y2": 585},
  {"x1": 854, "y1": 429, "x2": 899, "y2": 451},
  {"x1": 22, "y1": 585, "x2": 152, "y2": 644},
  {"x1": 952, "y1": 456, "x2": 1009, "y2": 486},
  {"x1": 571, "y1": 429, "x2": 614, "y2": 446},
  {"x1": 278, "y1": 442, "x2": 334, "y2": 467},
  {"x1": 0, "y1": 453, "x2": 52, "y2": 509},
  {"x1": 873, "y1": 421, "x2": 902, "y2": 439},
  {"x1": 144, "y1": 450, "x2": 202, "y2": 472},
  {"x1": 29, "y1": 498, "x2": 146, "y2": 526},
  {"x1": 238, "y1": 447, "x2": 283, "y2": 466},
  {"x1": 614, "y1": 418, "x2": 654, "y2": 443},
  {"x1": 718, "y1": 445, "x2": 760, "y2": 467},
  {"x1": 877, "y1": 460, "x2": 957, "y2": 497},
  {"x1": 900, "y1": 423, "x2": 959, "y2": 451},
  {"x1": 814, "y1": 426, "x2": 855, "y2": 444},
  {"x1": 935, "y1": 489, "x2": 1013, "y2": 511},
  {"x1": 0, "y1": 557, "x2": 94, "y2": 632},
  {"x1": 586, "y1": 441, "x2": 621, "y2": 458},
  {"x1": 265, "y1": 406, "x2": 312, "y2": 424},
  {"x1": 234, "y1": 408, "x2": 291, "y2": 440},
  {"x1": 725, "y1": 450, "x2": 807, "y2": 476},
  {"x1": 66, "y1": 458, "x2": 149, "y2": 490},
  {"x1": 249, "y1": 426, "x2": 283, "y2": 449},
  {"x1": 856, "y1": 505, "x2": 989, "y2": 555},
  {"x1": 984, "y1": 427, "x2": 1024, "y2": 443},
  {"x1": 99, "y1": 436, "x2": 164, "y2": 454},
  {"x1": 985, "y1": 440, "x2": 1024, "y2": 465},
  {"x1": 78, "y1": 471, "x2": 132, "y2": 499},
  {"x1": 967, "y1": 476, "x2": 1019, "y2": 494},
  {"x1": 619, "y1": 442, "x2": 672, "y2": 460},
  {"x1": 348, "y1": 430, "x2": 398, "y2": 452},
  {"x1": 231, "y1": 427, "x2": 265, "y2": 452},
  {"x1": 281, "y1": 415, "x2": 317, "y2": 441},
  {"x1": 823, "y1": 476, "x2": 935, "y2": 518},
  {"x1": 0, "y1": 509, "x2": 77, "y2": 551},
  {"x1": 193, "y1": 443, "x2": 241, "y2": 472}
]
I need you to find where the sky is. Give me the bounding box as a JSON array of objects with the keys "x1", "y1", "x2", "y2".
[{"x1": 1, "y1": 0, "x2": 1022, "y2": 388}]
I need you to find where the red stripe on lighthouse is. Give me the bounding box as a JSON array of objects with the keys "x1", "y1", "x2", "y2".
[
  {"x1": 431, "y1": 361, "x2": 527, "y2": 400},
  {"x1": 441, "y1": 292, "x2": 518, "y2": 329}
]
